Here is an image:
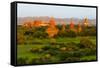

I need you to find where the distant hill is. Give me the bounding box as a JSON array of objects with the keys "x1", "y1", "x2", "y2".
[{"x1": 17, "y1": 16, "x2": 96, "y2": 26}]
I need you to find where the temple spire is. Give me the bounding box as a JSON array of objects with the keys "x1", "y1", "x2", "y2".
[
  {"x1": 46, "y1": 17, "x2": 59, "y2": 38},
  {"x1": 70, "y1": 18, "x2": 74, "y2": 30},
  {"x1": 83, "y1": 17, "x2": 89, "y2": 27},
  {"x1": 78, "y1": 22, "x2": 82, "y2": 32},
  {"x1": 61, "y1": 21, "x2": 66, "y2": 31}
]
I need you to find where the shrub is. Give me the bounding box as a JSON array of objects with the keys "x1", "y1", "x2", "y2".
[
  {"x1": 66, "y1": 42, "x2": 79, "y2": 51},
  {"x1": 30, "y1": 58, "x2": 41, "y2": 64},
  {"x1": 42, "y1": 45, "x2": 59, "y2": 51},
  {"x1": 24, "y1": 31, "x2": 33, "y2": 36},
  {"x1": 66, "y1": 30, "x2": 77, "y2": 37},
  {"x1": 57, "y1": 52, "x2": 73, "y2": 61},
  {"x1": 33, "y1": 31, "x2": 48, "y2": 38},
  {"x1": 44, "y1": 54, "x2": 52, "y2": 59},
  {"x1": 59, "y1": 42, "x2": 79, "y2": 52},
  {"x1": 64, "y1": 57, "x2": 80, "y2": 62},
  {"x1": 73, "y1": 48, "x2": 96, "y2": 57},
  {"x1": 42, "y1": 45, "x2": 52, "y2": 51},
  {"x1": 59, "y1": 47, "x2": 66, "y2": 51},
  {"x1": 57, "y1": 29, "x2": 77, "y2": 38},
  {"x1": 79, "y1": 27, "x2": 96, "y2": 36},
  {"x1": 57, "y1": 31, "x2": 67, "y2": 37},
  {"x1": 17, "y1": 57, "x2": 28, "y2": 65},
  {"x1": 17, "y1": 33, "x2": 25, "y2": 44},
  {"x1": 39, "y1": 57, "x2": 52, "y2": 63},
  {"x1": 30, "y1": 57, "x2": 53, "y2": 64},
  {"x1": 30, "y1": 48, "x2": 43, "y2": 53},
  {"x1": 79, "y1": 37, "x2": 96, "y2": 49},
  {"x1": 44, "y1": 50, "x2": 58, "y2": 56}
]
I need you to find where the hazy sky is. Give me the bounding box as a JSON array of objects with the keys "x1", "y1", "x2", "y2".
[{"x1": 17, "y1": 3, "x2": 96, "y2": 19}]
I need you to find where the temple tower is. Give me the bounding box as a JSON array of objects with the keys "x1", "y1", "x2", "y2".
[{"x1": 83, "y1": 17, "x2": 89, "y2": 27}]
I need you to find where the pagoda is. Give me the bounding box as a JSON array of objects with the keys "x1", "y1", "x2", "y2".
[
  {"x1": 46, "y1": 17, "x2": 59, "y2": 38},
  {"x1": 61, "y1": 22, "x2": 66, "y2": 31},
  {"x1": 70, "y1": 18, "x2": 75, "y2": 30},
  {"x1": 78, "y1": 22, "x2": 82, "y2": 32},
  {"x1": 83, "y1": 17, "x2": 89, "y2": 27}
]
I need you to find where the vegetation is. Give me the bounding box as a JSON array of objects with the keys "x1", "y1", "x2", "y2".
[{"x1": 17, "y1": 18, "x2": 96, "y2": 65}]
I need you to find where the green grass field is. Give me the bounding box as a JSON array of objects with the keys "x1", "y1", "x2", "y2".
[{"x1": 17, "y1": 36, "x2": 96, "y2": 63}]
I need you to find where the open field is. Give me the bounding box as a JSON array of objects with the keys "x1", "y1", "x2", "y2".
[{"x1": 17, "y1": 36, "x2": 96, "y2": 64}]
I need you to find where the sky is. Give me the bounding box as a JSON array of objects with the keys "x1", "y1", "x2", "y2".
[{"x1": 17, "y1": 3, "x2": 96, "y2": 19}]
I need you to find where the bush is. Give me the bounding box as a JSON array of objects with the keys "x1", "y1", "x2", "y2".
[
  {"x1": 30, "y1": 48, "x2": 43, "y2": 53},
  {"x1": 57, "y1": 52, "x2": 74, "y2": 61},
  {"x1": 24, "y1": 30, "x2": 33, "y2": 36},
  {"x1": 79, "y1": 27, "x2": 96, "y2": 36},
  {"x1": 30, "y1": 57, "x2": 53, "y2": 64},
  {"x1": 17, "y1": 57, "x2": 28, "y2": 65},
  {"x1": 79, "y1": 37, "x2": 96, "y2": 49},
  {"x1": 64, "y1": 57, "x2": 80, "y2": 62},
  {"x1": 42, "y1": 45, "x2": 52, "y2": 51},
  {"x1": 42, "y1": 45, "x2": 59, "y2": 51},
  {"x1": 66, "y1": 30, "x2": 77, "y2": 37},
  {"x1": 66, "y1": 42, "x2": 79, "y2": 51},
  {"x1": 57, "y1": 31, "x2": 67, "y2": 37},
  {"x1": 73, "y1": 48, "x2": 96, "y2": 57},
  {"x1": 59, "y1": 42, "x2": 79, "y2": 52},
  {"x1": 17, "y1": 33, "x2": 25, "y2": 44},
  {"x1": 33, "y1": 31, "x2": 48, "y2": 39},
  {"x1": 44, "y1": 50, "x2": 58, "y2": 56},
  {"x1": 30, "y1": 58, "x2": 41, "y2": 64}
]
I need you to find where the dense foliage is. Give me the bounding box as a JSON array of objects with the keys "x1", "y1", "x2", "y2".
[{"x1": 17, "y1": 25, "x2": 96, "y2": 44}]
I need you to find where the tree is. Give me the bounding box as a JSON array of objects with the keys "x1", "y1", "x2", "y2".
[
  {"x1": 17, "y1": 33, "x2": 25, "y2": 44},
  {"x1": 66, "y1": 30, "x2": 77, "y2": 37}
]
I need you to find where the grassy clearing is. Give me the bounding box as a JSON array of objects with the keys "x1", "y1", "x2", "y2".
[
  {"x1": 17, "y1": 36, "x2": 96, "y2": 62},
  {"x1": 80, "y1": 55, "x2": 96, "y2": 61},
  {"x1": 17, "y1": 44, "x2": 44, "y2": 58}
]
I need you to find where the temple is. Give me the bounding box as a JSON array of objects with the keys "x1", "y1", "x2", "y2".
[
  {"x1": 46, "y1": 17, "x2": 59, "y2": 38},
  {"x1": 83, "y1": 17, "x2": 89, "y2": 27}
]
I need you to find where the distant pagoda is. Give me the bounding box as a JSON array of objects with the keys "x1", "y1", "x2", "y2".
[
  {"x1": 70, "y1": 18, "x2": 75, "y2": 30},
  {"x1": 46, "y1": 17, "x2": 59, "y2": 38},
  {"x1": 77, "y1": 22, "x2": 82, "y2": 32},
  {"x1": 83, "y1": 17, "x2": 89, "y2": 27},
  {"x1": 61, "y1": 21, "x2": 66, "y2": 31}
]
